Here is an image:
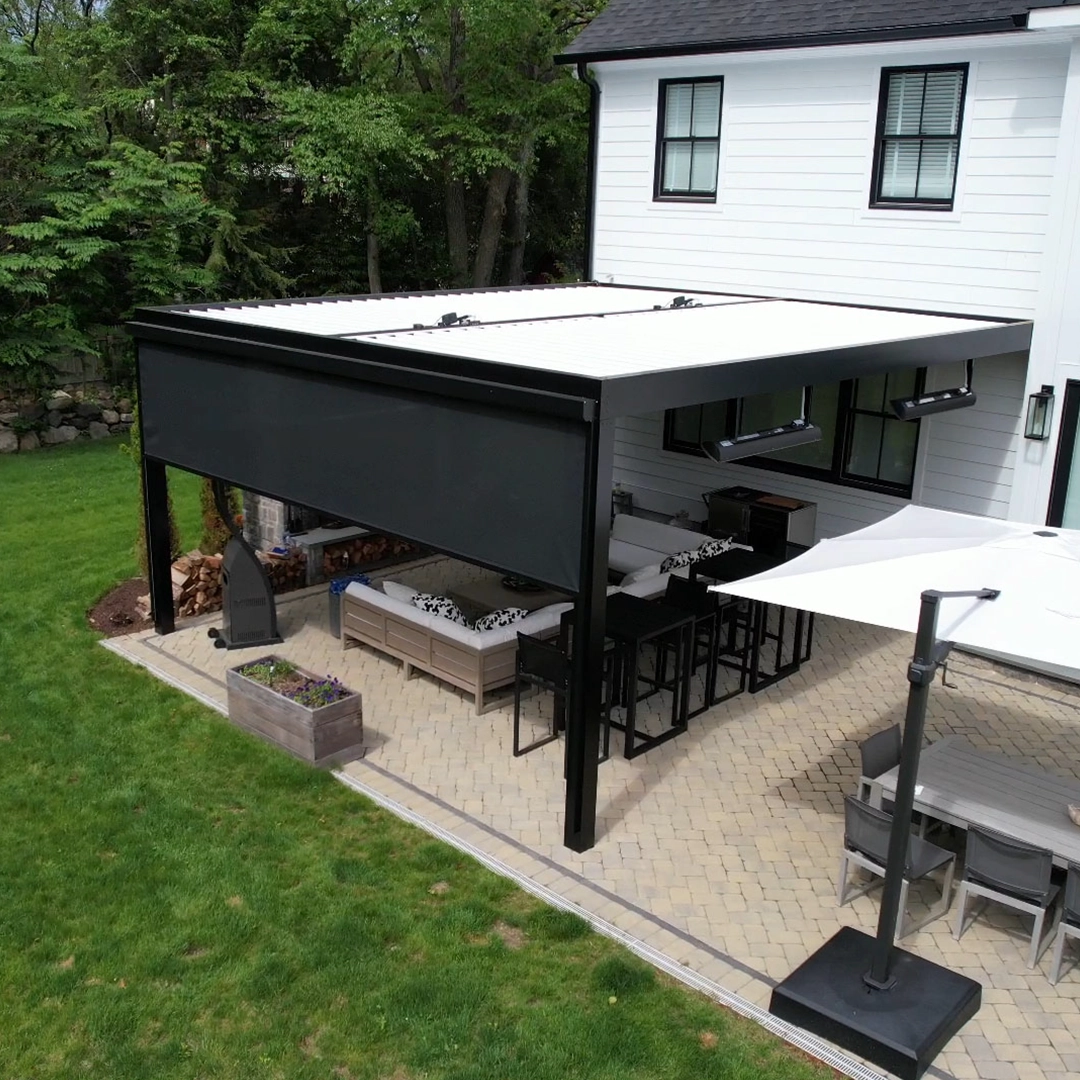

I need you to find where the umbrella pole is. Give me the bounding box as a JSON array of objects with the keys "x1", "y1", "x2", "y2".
[
  {"x1": 769, "y1": 584, "x2": 998, "y2": 1079},
  {"x1": 865, "y1": 591, "x2": 945, "y2": 987},
  {"x1": 865, "y1": 586, "x2": 1000, "y2": 989}
]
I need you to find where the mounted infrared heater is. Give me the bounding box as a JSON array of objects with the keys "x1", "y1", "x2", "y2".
[
  {"x1": 701, "y1": 386, "x2": 822, "y2": 463},
  {"x1": 891, "y1": 359, "x2": 976, "y2": 421}
]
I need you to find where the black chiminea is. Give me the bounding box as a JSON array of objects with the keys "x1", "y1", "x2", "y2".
[{"x1": 207, "y1": 479, "x2": 282, "y2": 651}]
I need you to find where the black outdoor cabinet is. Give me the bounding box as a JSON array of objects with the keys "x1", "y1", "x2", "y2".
[{"x1": 703, "y1": 486, "x2": 817, "y2": 557}]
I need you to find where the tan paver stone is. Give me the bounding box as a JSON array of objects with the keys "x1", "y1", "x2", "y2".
[{"x1": 105, "y1": 560, "x2": 1080, "y2": 1080}]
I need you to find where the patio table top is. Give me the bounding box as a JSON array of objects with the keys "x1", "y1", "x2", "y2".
[{"x1": 871, "y1": 734, "x2": 1080, "y2": 867}]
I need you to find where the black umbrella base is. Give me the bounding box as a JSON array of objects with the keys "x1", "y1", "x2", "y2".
[{"x1": 770, "y1": 927, "x2": 981, "y2": 1080}]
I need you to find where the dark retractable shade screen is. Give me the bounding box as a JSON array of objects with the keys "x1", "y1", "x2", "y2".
[{"x1": 139, "y1": 344, "x2": 591, "y2": 591}]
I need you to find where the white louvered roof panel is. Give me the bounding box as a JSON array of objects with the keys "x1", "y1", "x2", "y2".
[
  {"x1": 181, "y1": 284, "x2": 733, "y2": 338},
  {"x1": 345, "y1": 300, "x2": 1007, "y2": 379}
]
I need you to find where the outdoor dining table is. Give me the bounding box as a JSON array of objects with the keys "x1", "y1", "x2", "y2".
[
  {"x1": 688, "y1": 544, "x2": 813, "y2": 692},
  {"x1": 869, "y1": 734, "x2": 1080, "y2": 867},
  {"x1": 559, "y1": 591, "x2": 694, "y2": 760}
]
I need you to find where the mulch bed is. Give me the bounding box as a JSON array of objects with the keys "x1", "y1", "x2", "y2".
[{"x1": 88, "y1": 577, "x2": 152, "y2": 637}]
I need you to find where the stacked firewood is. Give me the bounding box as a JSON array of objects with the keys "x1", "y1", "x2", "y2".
[
  {"x1": 166, "y1": 549, "x2": 307, "y2": 617},
  {"x1": 171, "y1": 551, "x2": 224, "y2": 617},
  {"x1": 322, "y1": 534, "x2": 419, "y2": 577},
  {"x1": 262, "y1": 550, "x2": 307, "y2": 593}
]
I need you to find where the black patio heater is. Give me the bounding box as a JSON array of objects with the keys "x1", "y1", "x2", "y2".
[
  {"x1": 206, "y1": 479, "x2": 282, "y2": 651},
  {"x1": 770, "y1": 586, "x2": 999, "y2": 1080}
]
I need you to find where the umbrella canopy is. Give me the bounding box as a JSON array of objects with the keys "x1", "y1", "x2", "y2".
[{"x1": 716, "y1": 505, "x2": 1080, "y2": 672}]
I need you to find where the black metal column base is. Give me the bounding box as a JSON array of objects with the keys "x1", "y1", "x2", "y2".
[{"x1": 770, "y1": 927, "x2": 980, "y2": 1080}]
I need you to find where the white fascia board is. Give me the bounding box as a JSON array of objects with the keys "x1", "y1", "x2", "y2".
[
  {"x1": 587, "y1": 27, "x2": 1077, "y2": 80},
  {"x1": 1028, "y1": 8, "x2": 1080, "y2": 31}
]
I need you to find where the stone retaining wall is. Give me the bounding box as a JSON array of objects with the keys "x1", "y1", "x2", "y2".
[{"x1": 0, "y1": 382, "x2": 134, "y2": 454}]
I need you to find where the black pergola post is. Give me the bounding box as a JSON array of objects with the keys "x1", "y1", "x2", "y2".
[
  {"x1": 142, "y1": 456, "x2": 176, "y2": 635},
  {"x1": 564, "y1": 416, "x2": 614, "y2": 852}
]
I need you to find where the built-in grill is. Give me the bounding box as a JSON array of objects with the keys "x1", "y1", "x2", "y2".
[{"x1": 207, "y1": 480, "x2": 282, "y2": 651}]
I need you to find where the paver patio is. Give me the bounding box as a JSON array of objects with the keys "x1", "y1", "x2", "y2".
[{"x1": 105, "y1": 555, "x2": 1080, "y2": 1080}]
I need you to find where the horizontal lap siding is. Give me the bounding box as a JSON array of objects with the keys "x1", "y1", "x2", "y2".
[
  {"x1": 613, "y1": 413, "x2": 907, "y2": 539},
  {"x1": 593, "y1": 46, "x2": 1068, "y2": 318},
  {"x1": 916, "y1": 353, "x2": 1026, "y2": 519},
  {"x1": 612, "y1": 353, "x2": 1027, "y2": 538}
]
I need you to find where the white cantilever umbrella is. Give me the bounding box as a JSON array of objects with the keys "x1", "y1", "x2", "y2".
[
  {"x1": 714, "y1": 504, "x2": 1080, "y2": 1070},
  {"x1": 715, "y1": 504, "x2": 1080, "y2": 672}
]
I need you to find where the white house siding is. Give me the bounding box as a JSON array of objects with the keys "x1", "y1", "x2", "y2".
[
  {"x1": 613, "y1": 353, "x2": 1027, "y2": 539},
  {"x1": 915, "y1": 352, "x2": 1027, "y2": 519},
  {"x1": 590, "y1": 38, "x2": 1069, "y2": 319},
  {"x1": 592, "y1": 36, "x2": 1060, "y2": 532}
]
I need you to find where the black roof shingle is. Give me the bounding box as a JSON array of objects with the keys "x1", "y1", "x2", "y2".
[{"x1": 558, "y1": 1, "x2": 1079, "y2": 63}]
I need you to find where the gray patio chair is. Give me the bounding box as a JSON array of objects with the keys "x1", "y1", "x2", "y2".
[
  {"x1": 857, "y1": 725, "x2": 902, "y2": 808},
  {"x1": 837, "y1": 795, "x2": 956, "y2": 939},
  {"x1": 1048, "y1": 862, "x2": 1079, "y2": 985},
  {"x1": 953, "y1": 826, "x2": 1060, "y2": 968},
  {"x1": 857, "y1": 724, "x2": 936, "y2": 835}
]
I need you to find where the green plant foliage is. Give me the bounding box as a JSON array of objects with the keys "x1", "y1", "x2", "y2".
[
  {"x1": 236, "y1": 657, "x2": 297, "y2": 685},
  {"x1": 199, "y1": 477, "x2": 238, "y2": 556},
  {"x1": 0, "y1": 44, "x2": 219, "y2": 373}
]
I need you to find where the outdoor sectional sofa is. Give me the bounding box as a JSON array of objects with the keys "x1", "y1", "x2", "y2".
[
  {"x1": 608, "y1": 513, "x2": 714, "y2": 576},
  {"x1": 341, "y1": 572, "x2": 673, "y2": 714}
]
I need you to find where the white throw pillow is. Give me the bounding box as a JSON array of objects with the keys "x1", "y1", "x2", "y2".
[
  {"x1": 621, "y1": 562, "x2": 663, "y2": 587},
  {"x1": 381, "y1": 579, "x2": 418, "y2": 603}
]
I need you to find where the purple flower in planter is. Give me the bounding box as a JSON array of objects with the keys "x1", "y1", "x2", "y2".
[{"x1": 284, "y1": 675, "x2": 353, "y2": 709}]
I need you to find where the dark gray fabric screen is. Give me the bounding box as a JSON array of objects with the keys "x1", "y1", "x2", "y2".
[{"x1": 139, "y1": 344, "x2": 589, "y2": 591}]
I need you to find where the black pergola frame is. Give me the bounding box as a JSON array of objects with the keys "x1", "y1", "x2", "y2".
[{"x1": 129, "y1": 282, "x2": 1032, "y2": 853}]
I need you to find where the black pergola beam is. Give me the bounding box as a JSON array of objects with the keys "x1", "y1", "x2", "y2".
[{"x1": 600, "y1": 320, "x2": 1034, "y2": 419}]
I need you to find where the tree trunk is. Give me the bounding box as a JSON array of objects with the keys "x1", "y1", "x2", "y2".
[
  {"x1": 443, "y1": 5, "x2": 470, "y2": 288},
  {"x1": 505, "y1": 134, "x2": 536, "y2": 286},
  {"x1": 446, "y1": 172, "x2": 470, "y2": 288},
  {"x1": 472, "y1": 167, "x2": 513, "y2": 288},
  {"x1": 366, "y1": 229, "x2": 382, "y2": 294}
]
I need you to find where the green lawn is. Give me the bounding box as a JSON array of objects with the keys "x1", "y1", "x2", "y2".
[{"x1": 0, "y1": 439, "x2": 829, "y2": 1080}]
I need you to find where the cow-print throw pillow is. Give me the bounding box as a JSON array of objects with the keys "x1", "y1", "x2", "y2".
[
  {"x1": 659, "y1": 548, "x2": 699, "y2": 574},
  {"x1": 696, "y1": 537, "x2": 733, "y2": 560},
  {"x1": 473, "y1": 607, "x2": 530, "y2": 632},
  {"x1": 411, "y1": 593, "x2": 469, "y2": 627}
]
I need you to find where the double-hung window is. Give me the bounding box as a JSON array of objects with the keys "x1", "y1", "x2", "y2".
[
  {"x1": 871, "y1": 65, "x2": 967, "y2": 209},
  {"x1": 655, "y1": 78, "x2": 723, "y2": 200},
  {"x1": 663, "y1": 369, "x2": 925, "y2": 498}
]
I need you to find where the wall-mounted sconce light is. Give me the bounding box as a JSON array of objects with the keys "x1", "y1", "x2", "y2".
[{"x1": 1024, "y1": 385, "x2": 1055, "y2": 441}]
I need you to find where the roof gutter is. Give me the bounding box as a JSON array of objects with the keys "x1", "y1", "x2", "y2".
[
  {"x1": 555, "y1": 16, "x2": 1027, "y2": 66},
  {"x1": 577, "y1": 62, "x2": 600, "y2": 282}
]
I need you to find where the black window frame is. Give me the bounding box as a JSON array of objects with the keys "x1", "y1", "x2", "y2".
[
  {"x1": 653, "y1": 77, "x2": 724, "y2": 203},
  {"x1": 662, "y1": 371, "x2": 926, "y2": 499},
  {"x1": 869, "y1": 63, "x2": 968, "y2": 211}
]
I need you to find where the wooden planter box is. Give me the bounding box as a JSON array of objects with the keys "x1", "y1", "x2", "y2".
[{"x1": 225, "y1": 656, "x2": 363, "y2": 767}]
